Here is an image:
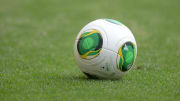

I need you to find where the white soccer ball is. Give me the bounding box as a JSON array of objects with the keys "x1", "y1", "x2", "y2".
[{"x1": 74, "y1": 19, "x2": 137, "y2": 79}]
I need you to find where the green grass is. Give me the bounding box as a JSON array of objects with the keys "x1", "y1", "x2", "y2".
[{"x1": 0, "y1": 0, "x2": 180, "y2": 101}]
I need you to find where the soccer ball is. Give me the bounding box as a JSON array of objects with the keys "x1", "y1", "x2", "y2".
[{"x1": 74, "y1": 19, "x2": 137, "y2": 79}]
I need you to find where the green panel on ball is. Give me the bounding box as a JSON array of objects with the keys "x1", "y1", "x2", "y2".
[
  {"x1": 77, "y1": 30, "x2": 103, "y2": 59},
  {"x1": 117, "y1": 42, "x2": 135, "y2": 72},
  {"x1": 105, "y1": 19, "x2": 122, "y2": 25}
]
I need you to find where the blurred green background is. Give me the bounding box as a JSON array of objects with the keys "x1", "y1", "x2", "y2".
[{"x1": 0, "y1": 0, "x2": 179, "y2": 101}]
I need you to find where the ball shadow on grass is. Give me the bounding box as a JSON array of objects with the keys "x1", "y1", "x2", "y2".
[{"x1": 71, "y1": 74, "x2": 123, "y2": 81}]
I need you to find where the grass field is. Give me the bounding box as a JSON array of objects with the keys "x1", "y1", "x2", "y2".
[{"x1": 0, "y1": 0, "x2": 180, "y2": 101}]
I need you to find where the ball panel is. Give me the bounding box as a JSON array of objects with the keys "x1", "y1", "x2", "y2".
[
  {"x1": 117, "y1": 42, "x2": 136, "y2": 72},
  {"x1": 77, "y1": 29, "x2": 103, "y2": 59},
  {"x1": 76, "y1": 48, "x2": 123, "y2": 79},
  {"x1": 105, "y1": 19, "x2": 123, "y2": 25}
]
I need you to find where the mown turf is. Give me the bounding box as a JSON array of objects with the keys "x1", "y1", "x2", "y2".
[{"x1": 0, "y1": 0, "x2": 180, "y2": 101}]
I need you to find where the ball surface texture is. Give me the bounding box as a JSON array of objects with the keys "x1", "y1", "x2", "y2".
[{"x1": 74, "y1": 19, "x2": 137, "y2": 79}]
